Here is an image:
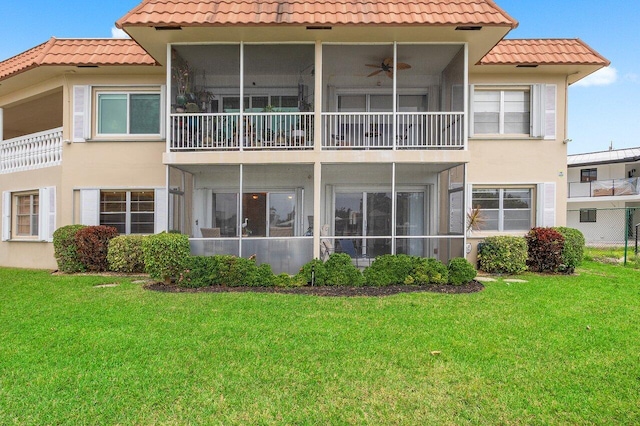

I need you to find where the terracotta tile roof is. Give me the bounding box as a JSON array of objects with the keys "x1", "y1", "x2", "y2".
[
  {"x1": 479, "y1": 39, "x2": 610, "y2": 66},
  {"x1": 117, "y1": 0, "x2": 518, "y2": 28},
  {"x1": 0, "y1": 38, "x2": 157, "y2": 81}
]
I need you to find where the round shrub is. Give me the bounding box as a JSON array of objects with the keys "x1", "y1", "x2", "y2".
[
  {"x1": 411, "y1": 257, "x2": 448, "y2": 285},
  {"x1": 554, "y1": 227, "x2": 585, "y2": 272},
  {"x1": 363, "y1": 254, "x2": 415, "y2": 286},
  {"x1": 526, "y1": 227, "x2": 565, "y2": 272},
  {"x1": 325, "y1": 253, "x2": 364, "y2": 286},
  {"x1": 107, "y1": 235, "x2": 146, "y2": 273},
  {"x1": 447, "y1": 257, "x2": 477, "y2": 285},
  {"x1": 53, "y1": 225, "x2": 87, "y2": 273},
  {"x1": 478, "y1": 236, "x2": 528, "y2": 274},
  {"x1": 143, "y1": 232, "x2": 191, "y2": 283},
  {"x1": 75, "y1": 225, "x2": 119, "y2": 272},
  {"x1": 296, "y1": 258, "x2": 328, "y2": 286}
]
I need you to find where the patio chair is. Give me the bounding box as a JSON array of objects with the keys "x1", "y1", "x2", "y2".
[{"x1": 337, "y1": 238, "x2": 371, "y2": 267}]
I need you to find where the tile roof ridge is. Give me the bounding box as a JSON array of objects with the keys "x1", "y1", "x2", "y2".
[{"x1": 485, "y1": 0, "x2": 518, "y2": 29}]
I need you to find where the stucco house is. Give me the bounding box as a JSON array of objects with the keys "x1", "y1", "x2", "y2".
[
  {"x1": 0, "y1": 0, "x2": 609, "y2": 273},
  {"x1": 567, "y1": 147, "x2": 640, "y2": 246}
]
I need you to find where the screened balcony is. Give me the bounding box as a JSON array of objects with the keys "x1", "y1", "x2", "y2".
[{"x1": 168, "y1": 43, "x2": 466, "y2": 152}]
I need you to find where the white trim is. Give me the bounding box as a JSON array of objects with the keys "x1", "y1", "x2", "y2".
[{"x1": 2, "y1": 191, "x2": 10, "y2": 241}]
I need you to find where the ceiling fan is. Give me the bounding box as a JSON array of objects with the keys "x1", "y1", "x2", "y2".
[{"x1": 365, "y1": 57, "x2": 411, "y2": 78}]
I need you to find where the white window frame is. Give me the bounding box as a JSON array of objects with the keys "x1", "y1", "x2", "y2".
[
  {"x1": 94, "y1": 87, "x2": 163, "y2": 139},
  {"x1": 472, "y1": 86, "x2": 530, "y2": 136},
  {"x1": 470, "y1": 84, "x2": 556, "y2": 139},
  {"x1": 471, "y1": 186, "x2": 534, "y2": 232},
  {"x1": 99, "y1": 190, "x2": 155, "y2": 235},
  {"x1": 14, "y1": 191, "x2": 39, "y2": 238},
  {"x1": 2, "y1": 187, "x2": 56, "y2": 242}
]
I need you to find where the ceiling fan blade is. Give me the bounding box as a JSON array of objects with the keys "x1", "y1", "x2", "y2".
[
  {"x1": 383, "y1": 57, "x2": 393, "y2": 66},
  {"x1": 386, "y1": 70, "x2": 394, "y2": 79},
  {"x1": 396, "y1": 62, "x2": 412, "y2": 70},
  {"x1": 365, "y1": 64, "x2": 381, "y2": 68},
  {"x1": 367, "y1": 69, "x2": 383, "y2": 77}
]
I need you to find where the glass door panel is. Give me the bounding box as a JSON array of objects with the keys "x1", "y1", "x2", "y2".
[
  {"x1": 242, "y1": 193, "x2": 267, "y2": 237},
  {"x1": 269, "y1": 192, "x2": 296, "y2": 236},
  {"x1": 334, "y1": 193, "x2": 363, "y2": 236},
  {"x1": 213, "y1": 193, "x2": 238, "y2": 237}
]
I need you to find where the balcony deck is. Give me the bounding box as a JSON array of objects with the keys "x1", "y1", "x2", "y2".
[
  {"x1": 0, "y1": 127, "x2": 63, "y2": 174},
  {"x1": 169, "y1": 112, "x2": 464, "y2": 152},
  {"x1": 568, "y1": 178, "x2": 640, "y2": 199}
]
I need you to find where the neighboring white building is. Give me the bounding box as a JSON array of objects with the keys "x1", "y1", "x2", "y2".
[{"x1": 567, "y1": 148, "x2": 640, "y2": 246}]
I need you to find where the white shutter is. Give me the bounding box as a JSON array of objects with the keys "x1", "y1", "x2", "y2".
[
  {"x1": 72, "y1": 85, "x2": 90, "y2": 142},
  {"x1": 537, "y1": 183, "x2": 556, "y2": 227},
  {"x1": 468, "y1": 84, "x2": 475, "y2": 137},
  {"x1": 38, "y1": 187, "x2": 56, "y2": 242},
  {"x1": 80, "y1": 189, "x2": 100, "y2": 225},
  {"x1": 530, "y1": 84, "x2": 544, "y2": 138},
  {"x1": 544, "y1": 84, "x2": 557, "y2": 140},
  {"x1": 160, "y1": 85, "x2": 167, "y2": 139},
  {"x1": 154, "y1": 188, "x2": 167, "y2": 234},
  {"x1": 2, "y1": 191, "x2": 10, "y2": 241}
]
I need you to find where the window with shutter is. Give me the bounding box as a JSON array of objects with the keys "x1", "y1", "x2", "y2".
[{"x1": 471, "y1": 84, "x2": 556, "y2": 139}]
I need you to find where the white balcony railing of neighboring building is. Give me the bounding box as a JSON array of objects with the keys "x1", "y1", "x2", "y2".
[
  {"x1": 169, "y1": 112, "x2": 464, "y2": 151},
  {"x1": 0, "y1": 127, "x2": 63, "y2": 174},
  {"x1": 568, "y1": 178, "x2": 640, "y2": 198}
]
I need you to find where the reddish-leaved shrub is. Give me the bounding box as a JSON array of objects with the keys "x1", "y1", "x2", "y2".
[
  {"x1": 526, "y1": 227, "x2": 565, "y2": 272},
  {"x1": 75, "y1": 225, "x2": 120, "y2": 272}
]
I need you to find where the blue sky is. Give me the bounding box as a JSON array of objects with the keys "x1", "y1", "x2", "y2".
[{"x1": 0, "y1": 0, "x2": 637, "y2": 155}]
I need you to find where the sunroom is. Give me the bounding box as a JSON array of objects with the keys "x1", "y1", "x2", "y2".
[
  {"x1": 169, "y1": 163, "x2": 466, "y2": 274},
  {"x1": 168, "y1": 42, "x2": 466, "y2": 151}
]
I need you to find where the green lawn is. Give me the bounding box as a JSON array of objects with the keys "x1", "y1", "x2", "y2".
[{"x1": 0, "y1": 263, "x2": 638, "y2": 424}]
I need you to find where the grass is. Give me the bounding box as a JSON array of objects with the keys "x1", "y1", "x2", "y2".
[{"x1": 0, "y1": 263, "x2": 639, "y2": 424}]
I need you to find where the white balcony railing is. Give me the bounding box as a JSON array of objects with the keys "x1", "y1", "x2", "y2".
[
  {"x1": 568, "y1": 178, "x2": 640, "y2": 198},
  {"x1": 170, "y1": 112, "x2": 313, "y2": 151},
  {"x1": 0, "y1": 127, "x2": 63, "y2": 174},
  {"x1": 323, "y1": 112, "x2": 464, "y2": 149},
  {"x1": 170, "y1": 112, "x2": 465, "y2": 152}
]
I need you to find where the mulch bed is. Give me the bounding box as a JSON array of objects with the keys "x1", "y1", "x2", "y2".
[{"x1": 145, "y1": 280, "x2": 484, "y2": 297}]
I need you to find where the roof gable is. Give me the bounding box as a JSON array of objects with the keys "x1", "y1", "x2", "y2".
[
  {"x1": 479, "y1": 39, "x2": 610, "y2": 66},
  {"x1": 0, "y1": 38, "x2": 157, "y2": 82},
  {"x1": 117, "y1": 0, "x2": 518, "y2": 28}
]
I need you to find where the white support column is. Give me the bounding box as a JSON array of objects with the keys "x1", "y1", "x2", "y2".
[
  {"x1": 314, "y1": 40, "x2": 322, "y2": 152},
  {"x1": 239, "y1": 164, "x2": 244, "y2": 255},
  {"x1": 391, "y1": 162, "x2": 396, "y2": 254},
  {"x1": 166, "y1": 44, "x2": 172, "y2": 153},
  {"x1": 0, "y1": 108, "x2": 3, "y2": 142},
  {"x1": 313, "y1": 161, "x2": 322, "y2": 259},
  {"x1": 392, "y1": 42, "x2": 397, "y2": 150},
  {"x1": 463, "y1": 43, "x2": 469, "y2": 150},
  {"x1": 239, "y1": 42, "x2": 244, "y2": 152}
]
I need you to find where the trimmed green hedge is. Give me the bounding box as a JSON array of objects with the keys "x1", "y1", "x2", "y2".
[
  {"x1": 554, "y1": 227, "x2": 585, "y2": 272},
  {"x1": 53, "y1": 225, "x2": 87, "y2": 273},
  {"x1": 448, "y1": 257, "x2": 477, "y2": 285},
  {"x1": 143, "y1": 233, "x2": 191, "y2": 283},
  {"x1": 107, "y1": 235, "x2": 146, "y2": 273},
  {"x1": 478, "y1": 236, "x2": 528, "y2": 274}
]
